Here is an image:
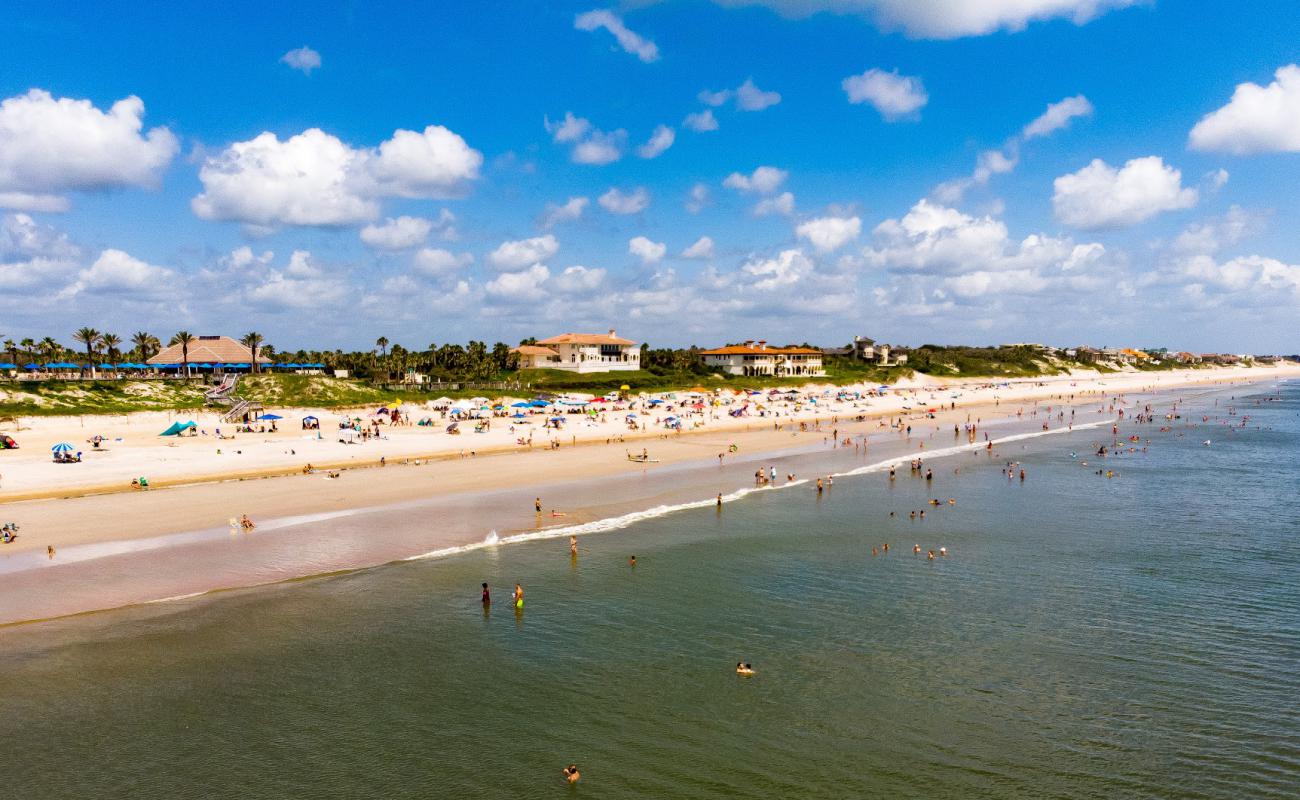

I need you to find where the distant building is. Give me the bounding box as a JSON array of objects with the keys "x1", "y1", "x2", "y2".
[
  {"x1": 877, "y1": 344, "x2": 908, "y2": 366},
  {"x1": 147, "y1": 335, "x2": 270, "y2": 368},
  {"x1": 1175, "y1": 351, "x2": 1201, "y2": 364},
  {"x1": 700, "y1": 340, "x2": 826, "y2": 377},
  {"x1": 513, "y1": 330, "x2": 640, "y2": 373},
  {"x1": 1073, "y1": 346, "x2": 1100, "y2": 363}
]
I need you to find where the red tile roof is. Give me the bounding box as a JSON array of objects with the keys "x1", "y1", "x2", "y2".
[
  {"x1": 700, "y1": 344, "x2": 822, "y2": 356},
  {"x1": 536, "y1": 332, "x2": 636, "y2": 346}
]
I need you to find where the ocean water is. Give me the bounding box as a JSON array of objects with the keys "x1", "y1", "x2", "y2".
[{"x1": 2, "y1": 381, "x2": 1297, "y2": 798}]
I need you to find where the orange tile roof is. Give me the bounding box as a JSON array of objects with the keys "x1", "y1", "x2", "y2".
[
  {"x1": 511, "y1": 345, "x2": 560, "y2": 356},
  {"x1": 699, "y1": 344, "x2": 822, "y2": 356},
  {"x1": 536, "y1": 332, "x2": 636, "y2": 346},
  {"x1": 147, "y1": 336, "x2": 271, "y2": 364}
]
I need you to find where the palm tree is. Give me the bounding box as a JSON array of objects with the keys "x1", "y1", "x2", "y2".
[
  {"x1": 19, "y1": 338, "x2": 34, "y2": 366},
  {"x1": 170, "y1": 330, "x2": 195, "y2": 379},
  {"x1": 3, "y1": 338, "x2": 15, "y2": 368},
  {"x1": 73, "y1": 327, "x2": 100, "y2": 377},
  {"x1": 240, "y1": 331, "x2": 264, "y2": 373},
  {"x1": 101, "y1": 333, "x2": 122, "y2": 366},
  {"x1": 39, "y1": 337, "x2": 60, "y2": 366},
  {"x1": 131, "y1": 331, "x2": 159, "y2": 363}
]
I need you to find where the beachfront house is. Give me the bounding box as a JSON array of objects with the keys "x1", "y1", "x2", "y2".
[
  {"x1": 147, "y1": 336, "x2": 271, "y2": 370},
  {"x1": 699, "y1": 340, "x2": 826, "y2": 377},
  {"x1": 513, "y1": 330, "x2": 640, "y2": 373}
]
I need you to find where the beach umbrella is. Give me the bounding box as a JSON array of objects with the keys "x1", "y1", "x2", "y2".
[
  {"x1": 511, "y1": 412, "x2": 527, "y2": 419},
  {"x1": 510, "y1": 401, "x2": 530, "y2": 408},
  {"x1": 24, "y1": 363, "x2": 39, "y2": 370},
  {"x1": 0, "y1": 362, "x2": 15, "y2": 369},
  {"x1": 52, "y1": 443, "x2": 74, "y2": 453},
  {"x1": 195, "y1": 363, "x2": 212, "y2": 369},
  {"x1": 98, "y1": 363, "x2": 115, "y2": 369},
  {"x1": 257, "y1": 413, "x2": 283, "y2": 421}
]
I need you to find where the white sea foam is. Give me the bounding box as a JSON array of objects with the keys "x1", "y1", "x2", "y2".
[{"x1": 400, "y1": 420, "x2": 1116, "y2": 563}]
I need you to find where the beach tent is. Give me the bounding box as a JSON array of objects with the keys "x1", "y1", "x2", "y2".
[{"x1": 159, "y1": 421, "x2": 197, "y2": 436}]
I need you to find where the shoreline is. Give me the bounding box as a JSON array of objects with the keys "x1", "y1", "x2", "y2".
[
  {"x1": 0, "y1": 402, "x2": 1121, "y2": 627},
  {"x1": 1, "y1": 364, "x2": 1293, "y2": 506},
  {"x1": 0, "y1": 372, "x2": 1287, "y2": 627}
]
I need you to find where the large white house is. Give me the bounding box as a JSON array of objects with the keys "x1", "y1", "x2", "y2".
[
  {"x1": 699, "y1": 340, "x2": 826, "y2": 377},
  {"x1": 512, "y1": 330, "x2": 641, "y2": 373}
]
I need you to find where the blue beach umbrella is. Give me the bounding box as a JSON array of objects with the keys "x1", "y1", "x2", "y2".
[
  {"x1": 52, "y1": 443, "x2": 74, "y2": 453},
  {"x1": 24, "y1": 363, "x2": 39, "y2": 370},
  {"x1": 98, "y1": 363, "x2": 115, "y2": 369},
  {"x1": 0, "y1": 362, "x2": 15, "y2": 369},
  {"x1": 257, "y1": 413, "x2": 283, "y2": 421}
]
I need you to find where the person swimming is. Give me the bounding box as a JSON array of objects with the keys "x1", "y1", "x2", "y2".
[
  {"x1": 628, "y1": 555, "x2": 637, "y2": 568},
  {"x1": 736, "y1": 662, "x2": 756, "y2": 676},
  {"x1": 570, "y1": 536, "x2": 578, "y2": 556},
  {"x1": 512, "y1": 583, "x2": 524, "y2": 610},
  {"x1": 562, "y1": 764, "x2": 580, "y2": 784},
  {"x1": 913, "y1": 544, "x2": 921, "y2": 553},
  {"x1": 481, "y1": 582, "x2": 491, "y2": 605}
]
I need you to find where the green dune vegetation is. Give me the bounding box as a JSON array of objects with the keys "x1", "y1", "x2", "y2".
[{"x1": 0, "y1": 331, "x2": 1240, "y2": 417}]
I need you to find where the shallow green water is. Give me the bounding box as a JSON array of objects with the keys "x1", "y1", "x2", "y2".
[{"x1": 3, "y1": 383, "x2": 1298, "y2": 798}]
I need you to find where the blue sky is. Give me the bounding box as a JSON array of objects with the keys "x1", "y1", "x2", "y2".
[{"x1": 1, "y1": 0, "x2": 1298, "y2": 352}]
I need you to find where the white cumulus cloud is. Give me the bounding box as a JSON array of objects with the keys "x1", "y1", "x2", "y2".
[
  {"x1": 842, "y1": 68, "x2": 928, "y2": 121},
  {"x1": 574, "y1": 9, "x2": 660, "y2": 62},
  {"x1": 697, "y1": 79, "x2": 781, "y2": 112},
  {"x1": 709, "y1": 1, "x2": 1139, "y2": 40},
  {"x1": 754, "y1": 192, "x2": 795, "y2": 216},
  {"x1": 637, "y1": 124, "x2": 675, "y2": 158},
  {"x1": 723, "y1": 166, "x2": 787, "y2": 194},
  {"x1": 1189, "y1": 64, "x2": 1300, "y2": 154},
  {"x1": 796, "y1": 215, "x2": 862, "y2": 252},
  {"x1": 0, "y1": 89, "x2": 178, "y2": 209},
  {"x1": 281, "y1": 46, "x2": 322, "y2": 74},
  {"x1": 686, "y1": 183, "x2": 711, "y2": 213},
  {"x1": 68, "y1": 249, "x2": 174, "y2": 297},
  {"x1": 551, "y1": 265, "x2": 607, "y2": 293},
  {"x1": 486, "y1": 263, "x2": 551, "y2": 301},
  {"x1": 599, "y1": 186, "x2": 650, "y2": 214},
  {"x1": 192, "y1": 125, "x2": 481, "y2": 227},
  {"x1": 545, "y1": 112, "x2": 626, "y2": 165},
  {"x1": 629, "y1": 236, "x2": 667, "y2": 264},
  {"x1": 539, "y1": 196, "x2": 589, "y2": 229},
  {"x1": 682, "y1": 236, "x2": 715, "y2": 259},
  {"x1": 1023, "y1": 94, "x2": 1093, "y2": 139},
  {"x1": 360, "y1": 216, "x2": 434, "y2": 250},
  {"x1": 412, "y1": 247, "x2": 473, "y2": 276},
  {"x1": 735, "y1": 78, "x2": 782, "y2": 111},
  {"x1": 1052, "y1": 156, "x2": 1198, "y2": 229},
  {"x1": 683, "y1": 109, "x2": 719, "y2": 132},
  {"x1": 487, "y1": 234, "x2": 559, "y2": 270}
]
